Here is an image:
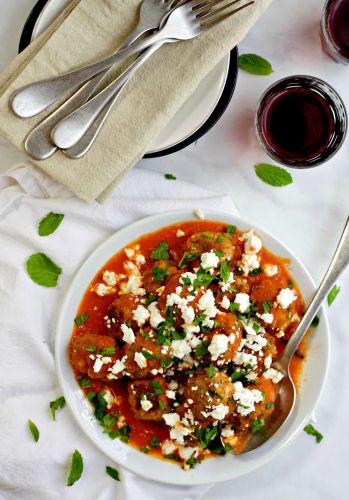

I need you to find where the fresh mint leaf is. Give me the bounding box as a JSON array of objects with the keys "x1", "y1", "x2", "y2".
[
  {"x1": 74, "y1": 313, "x2": 88, "y2": 326},
  {"x1": 255, "y1": 163, "x2": 293, "y2": 187},
  {"x1": 28, "y1": 420, "x2": 39, "y2": 442},
  {"x1": 164, "y1": 173, "x2": 176, "y2": 180},
  {"x1": 327, "y1": 285, "x2": 340, "y2": 306},
  {"x1": 239, "y1": 53, "x2": 273, "y2": 76},
  {"x1": 219, "y1": 261, "x2": 230, "y2": 283},
  {"x1": 106, "y1": 466, "x2": 120, "y2": 481},
  {"x1": 38, "y1": 212, "x2": 64, "y2": 237},
  {"x1": 153, "y1": 266, "x2": 169, "y2": 284},
  {"x1": 67, "y1": 450, "x2": 83, "y2": 486},
  {"x1": 26, "y1": 253, "x2": 62, "y2": 287},
  {"x1": 50, "y1": 396, "x2": 66, "y2": 420},
  {"x1": 151, "y1": 242, "x2": 170, "y2": 260},
  {"x1": 304, "y1": 424, "x2": 323, "y2": 443}
]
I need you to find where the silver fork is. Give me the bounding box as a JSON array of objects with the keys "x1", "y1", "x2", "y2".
[
  {"x1": 52, "y1": 0, "x2": 254, "y2": 152},
  {"x1": 24, "y1": 0, "x2": 179, "y2": 160},
  {"x1": 11, "y1": 0, "x2": 253, "y2": 119}
]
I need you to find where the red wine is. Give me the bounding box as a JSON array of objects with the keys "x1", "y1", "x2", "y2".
[
  {"x1": 260, "y1": 87, "x2": 335, "y2": 162},
  {"x1": 326, "y1": 0, "x2": 349, "y2": 60},
  {"x1": 255, "y1": 76, "x2": 347, "y2": 167}
]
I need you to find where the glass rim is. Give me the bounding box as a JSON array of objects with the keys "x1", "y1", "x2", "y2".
[
  {"x1": 254, "y1": 74, "x2": 348, "y2": 169},
  {"x1": 321, "y1": 0, "x2": 349, "y2": 65}
]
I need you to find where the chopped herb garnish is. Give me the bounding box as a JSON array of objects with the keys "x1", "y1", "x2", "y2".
[
  {"x1": 151, "y1": 241, "x2": 170, "y2": 260},
  {"x1": 106, "y1": 466, "x2": 120, "y2": 481},
  {"x1": 311, "y1": 315, "x2": 320, "y2": 328},
  {"x1": 179, "y1": 252, "x2": 199, "y2": 268},
  {"x1": 28, "y1": 420, "x2": 39, "y2": 442},
  {"x1": 219, "y1": 261, "x2": 230, "y2": 283},
  {"x1": 165, "y1": 453, "x2": 180, "y2": 462},
  {"x1": 84, "y1": 344, "x2": 97, "y2": 352},
  {"x1": 304, "y1": 424, "x2": 323, "y2": 443},
  {"x1": 74, "y1": 313, "x2": 89, "y2": 326},
  {"x1": 164, "y1": 173, "x2": 176, "y2": 180},
  {"x1": 141, "y1": 349, "x2": 158, "y2": 360},
  {"x1": 250, "y1": 267, "x2": 263, "y2": 277},
  {"x1": 202, "y1": 232, "x2": 213, "y2": 238},
  {"x1": 153, "y1": 266, "x2": 170, "y2": 284},
  {"x1": 229, "y1": 302, "x2": 240, "y2": 313},
  {"x1": 150, "y1": 436, "x2": 160, "y2": 448},
  {"x1": 216, "y1": 236, "x2": 225, "y2": 243},
  {"x1": 215, "y1": 250, "x2": 224, "y2": 257},
  {"x1": 99, "y1": 347, "x2": 116, "y2": 356},
  {"x1": 197, "y1": 425, "x2": 219, "y2": 449},
  {"x1": 231, "y1": 370, "x2": 245, "y2": 382},
  {"x1": 327, "y1": 284, "x2": 340, "y2": 306},
  {"x1": 140, "y1": 447, "x2": 150, "y2": 454},
  {"x1": 227, "y1": 225, "x2": 236, "y2": 235},
  {"x1": 67, "y1": 450, "x2": 83, "y2": 486},
  {"x1": 208, "y1": 364, "x2": 215, "y2": 378},
  {"x1": 252, "y1": 419, "x2": 264, "y2": 433},
  {"x1": 102, "y1": 413, "x2": 118, "y2": 432},
  {"x1": 288, "y1": 279, "x2": 294, "y2": 288},
  {"x1": 145, "y1": 294, "x2": 157, "y2": 305},
  {"x1": 262, "y1": 300, "x2": 272, "y2": 313},
  {"x1": 225, "y1": 443, "x2": 233, "y2": 453},
  {"x1": 158, "y1": 399, "x2": 165, "y2": 411},
  {"x1": 195, "y1": 340, "x2": 209, "y2": 357},
  {"x1": 193, "y1": 268, "x2": 217, "y2": 287},
  {"x1": 150, "y1": 381, "x2": 164, "y2": 394},
  {"x1": 266, "y1": 402, "x2": 274, "y2": 410},
  {"x1": 49, "y1": 396, "x2": 66, "y2": 420},
  {"x1": 78, "y1": 377, "x2": 91, "y2": 389},
  {"x1": 87, "y1": 391, "x2": 96, "y2": 401}
]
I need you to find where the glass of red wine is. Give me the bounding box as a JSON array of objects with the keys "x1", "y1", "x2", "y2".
[
  {"x1": 321, "y1": 0, "x2": 349, "y2": 64},
  {"x1": 255, "y1": 76, "x2": 347, "y2": 168}
]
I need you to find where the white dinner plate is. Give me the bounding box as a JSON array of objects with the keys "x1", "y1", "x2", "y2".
[
  {"x1": 55, "y1": 210, "x2": 330, "y2": 485},
  {"x1": 19, "y1": 0, "x2": 238, "y2": 157}
]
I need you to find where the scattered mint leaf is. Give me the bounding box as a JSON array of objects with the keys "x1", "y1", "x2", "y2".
[
  {"x1": 255, "y1": 163, "x2": 293, "y2": 187},
  {"x1": 164, "y1": 174, "x2": 176, "y2": 180},
  {"x1": 150, "y1": 381, "x2": 164, "y2": 394},
  {"x1": 28, "y1": 420, "x2": 39, "y2": 442},
  {"x1": 151, "y1": 241, "x2": 170, "y2": 260},
  {"x1": 106, "y1": 466, "x2": 120, "y2": 481},
  {"x1": 50, "y1": 396, "x2": 66, "y2": 420},
  {"x1": 208, "y1": 364, "x2": 215, "y2": 378},
  {"x1": 67, "y1": 450, "x2": 83, "y2": 486},
  {"x1": 153, "y1": 266, "x2": 170, "y2": 284},
  {"x1": 304, "y1": 424, "x2": 323, "y2": 443},
  {"x1": 141, "y1": 349, "x2": 158, "y2": 360},
  {"x1": 26, "y1": 253, "x2": 62, "y2": 287},
  {"x1": 219, "y1": 262, "x2": 230, "y2": 283},
  {"x1": 327, "y1": 284, "x2": 340, "y2": 306},
  {"x1": 239, "y1": 53, "x2": 273, "y2": 76},
  {"x1": 74, "y1": 313, "x2": 88, "y2": 326},
  {"x1": 311, "y1": 315, "x2": 320, "y2": 328},
  {"x1": 38, "y1": 212, "x2": 64, "y2": 236}
]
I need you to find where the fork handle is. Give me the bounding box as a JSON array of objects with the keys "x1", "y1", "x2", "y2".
[
  {"x1": 276, "y1": 216, "x2": 349, "y2": 370},
  {"x1": 52, "y1": 41, "x2": 166, "y2": 150},
  {"x1": 24, "y1": 23, "x2": 149, "y2": 160},
  {"x1": 11, "y1": 29, "x2": 166, "y2": 118}
]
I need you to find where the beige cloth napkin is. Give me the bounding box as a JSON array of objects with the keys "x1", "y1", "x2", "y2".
[{"x1": 0, "y1": 0, "x2": 272, "y2": 202}]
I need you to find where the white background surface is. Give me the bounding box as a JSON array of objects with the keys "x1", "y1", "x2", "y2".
[{"x1": 0, "y1": 0, "x2": 348, "y2": 499}]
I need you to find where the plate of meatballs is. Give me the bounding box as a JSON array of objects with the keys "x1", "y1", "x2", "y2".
[{"x1": 56, "y1": 210, "x2": 329, "y2": 485}]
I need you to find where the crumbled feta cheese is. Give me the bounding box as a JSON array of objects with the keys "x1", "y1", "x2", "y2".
[
  {"x1": 162, "y1": 440, "x2": 177, "y2": 455},
  {"x1": 181, "y1": 305, "x2": 195, "y2": 325},
  {"x1": 141, "y1": 397, "x2": 153, "y2": 412},
  {"x1": 121, "y1": 324, "x2": 135, "y2": 344},
  {"x1": 108, "y1": 355, "x2": 127, "y2": 377},
  {"x1": 166, "y1": 390, "x2": 176, "y2": 400},
  {"x1": 257, "y1": 312, "x2": 274, "y2": 324},
  {"x1": 201, "y1": 251, "x2": 220, "y2": 270},
  {"x1": 220, "y1": 296, "x2": 230, "y2": 310},
  {"x1": 179, "y1": 446, "x2": 198, "y2": 460},
  {"x1": 208, "y1": 334, "x2": 229, "y2": 361},
  {"x1": 93, "y1": 355, "x2": 112, "y2": 373},
  {"x1": 103, "y1": 270, "x2": 117, "y2": 286},
  {"x1": 242, "y1": 230, "x2": 262, "y2": 254},
  {"x1": 170, "y1": 424, "x2": 191, "y2": 445},
  {"x1": 234, "y1": 293, "x2": 250, "y2": 313},
  {"x1": 245, "y1": 371, "x2": 257, "y2": 381},
  {"x1": 219, "y1": 272, "x2": 235, "y2": 293},
  {"x1": 264, "y1": 264, "x2": 278, "y2": 277},
  {"x1": 148, "y1": 302, "x2": 164, "y2": 328},
  {"x1": 263, "y1": 368, "x2": 284, "y2": 384},
  {"x1": 233, "y1": 381, "x2": 263, "y2": 416},
  {"x1": 221, "y1": 426, "x2": 235, "y2": 437},
  {"x1": 136, "y1": 254, "x2": 146, "y2": 265},
  {"x1": 132, "y1": 305, "x2": 150, "y2": 327},
  {"x1": 194, "y1": 209, "x2": 205, "y2": 220},
  {"x1": 171, "y1": 339, "x2": 191, "y2": 359},
  {"x1": 134, "y1": 352, "x2": 147, "y2": 369},
  {"x1": 179, "y1": 272, "x2": 197, "y2": 285},
  {"x1": 103, "y1": 389, "x2": 115, "y2": 409},
  {"x1": 240, "y1": 253, "x2": 260, "y2": 277},
  {"x1": 176, "y1": 229, "x2": 185, "y2": 238},
  {"x1": 264, "y1": 354, "x2": 272, "y2": 369},
  {"x1": 168, "y1": 381, "x2": 179, "y2": 390},
  {"x1": 94, "y1": 283, "x2": 116, "y2": 297},
  {"x1": 198, "y1": 289, "x2": 218, "y2": 321},
  {"x1": 209, "y1": 404, "x2": 230, "y2": 420},
  {"x1": 276, "y1": 330, "x2": 285, "y2": 338},
  {"x1": 163, "y1": 413, "x2": 180, "y2": 426},
  {"x1": 233, "y1": 351, "x2": 258, "y2": 367},
  {"x1": 119, "y1": 269, "x2": 146, "y2": 296},
  {"x1": 276, "y1": 288, "x2": 297, "y2": 309},
  {"x1": 125, "y1": 248, "x2": 135, "y2": 259},
  {"x1": 229, "y1": 333, "x2": 236, "y2": 344}
]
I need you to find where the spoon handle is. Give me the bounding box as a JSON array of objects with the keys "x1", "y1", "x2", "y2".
[{"x1": 278, "y1": 216, "x2": 349, "y2": 369}]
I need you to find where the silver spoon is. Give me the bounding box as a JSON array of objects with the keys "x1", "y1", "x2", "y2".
[{"x1": 242, "y1": 215, "x2": 349, "y2": 454}]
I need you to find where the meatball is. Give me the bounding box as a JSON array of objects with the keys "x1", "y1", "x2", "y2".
[
  {"x1": 250, "y1": 276, "x2": 288, "y2": 307},
  {"x1": 108, "y1": 293, "x2": 140, "y2": 334},
  {"x1": 70, "y1": 332, "x2": 117, "y2": 379},
  {"x1": 270, "y1": 305, "x2": 297, "y2": 332},
  {"x1": 143, "y1": 260, "x2": 178, "y2": 294},
  {"x1": 128, "y1": 377, "x2": 168, "y2": 421},
  {"x1": 184, "y1": 232, "x2": 234, "y2": 260},
  {"x1": 183, "y1": 369, "x2": 235, "y2": 422},
  {"x1": 123, "y1": 332, "x2": 169, "y2": 378},
  {"x1": 205, "y1": 312, "x2": 242, "y2": 366},
  {"x1": 157, "y1": 271, "x2": 203, "y2": 317}
]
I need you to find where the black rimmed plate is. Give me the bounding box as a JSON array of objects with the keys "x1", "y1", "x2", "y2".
[{"x1": 19, "y1": 0, "x2": 238, "y2": 158}]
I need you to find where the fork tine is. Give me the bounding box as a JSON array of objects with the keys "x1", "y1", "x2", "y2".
[
  {"x1": 199, "y1": 1, "x2": 254, "y2": 29},
  {"x1": 194, "y1": 0, "x2": 241, "y2": 17}
]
